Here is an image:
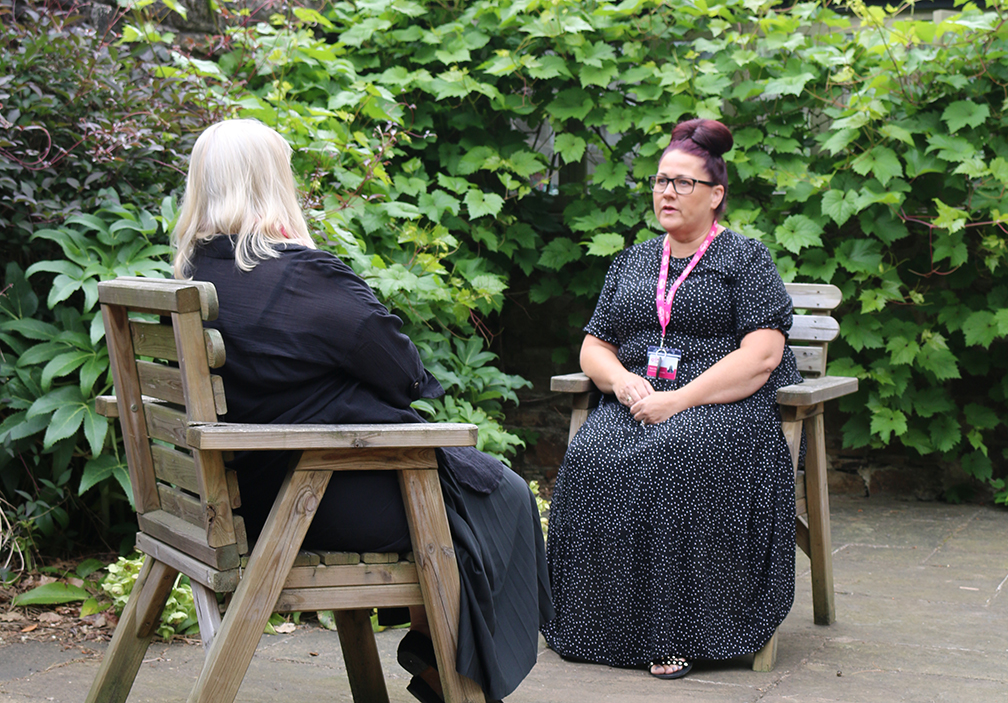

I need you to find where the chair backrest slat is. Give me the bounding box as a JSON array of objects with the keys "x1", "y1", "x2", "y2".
[
  {"x1": 144, "y1": 400, "x2": 190, "y2": 448},
  {"x1": 100, "y1": 277, "x2": 219, "y2": 319},
  {"x1": 785, "y1": 283, "x2": 840, "y2": 380},
  {"x1": 131, "y1": 321, "x2": 227, "y2": 369},
  {"x1": 137, "y1": 360, "x2": 227, "y2": 415},
  {"x1": 786, "y1": 282, "x2": 841, "y2": 312},
  {"x1": 791, "y1": 346, "x2": 826, "y2": 377},
  {"x1": 788, "y1": 315, "x2": 840, "y2": 344},
  {"x1": 136, "y1": 511, "x2": 240, "y2": 570},
  {"x1": 150, "y1": 443, "x2": 200, "y2": 494}
]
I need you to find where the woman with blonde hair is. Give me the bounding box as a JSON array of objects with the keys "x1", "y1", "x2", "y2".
[{"x1": 173, "y1": 119, "x2": 553, "y2": 703}]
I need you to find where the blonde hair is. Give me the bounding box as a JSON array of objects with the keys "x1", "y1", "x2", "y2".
[{"x1": 172, "y1": 119, "x2": 315, "y2": 279}]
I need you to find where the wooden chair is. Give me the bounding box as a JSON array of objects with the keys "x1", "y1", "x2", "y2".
[
  {"x1": 550, "y1": 282, "x2": 857, "y2": 672},
  {"x1": 87, "y1": 277, "x2": 487, "y2": 703}
]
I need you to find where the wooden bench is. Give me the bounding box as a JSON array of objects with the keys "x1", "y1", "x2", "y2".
[
  {"x1": 550, "y1": 282, "x2": 857, "y2": 672},
  {"x1": 86, "y1": 277, "x2": 487, "y2": 703}
]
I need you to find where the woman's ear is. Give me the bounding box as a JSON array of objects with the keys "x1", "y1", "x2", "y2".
[{"x1": 710, "y1": 184, "x2": 725, "y2": 212}]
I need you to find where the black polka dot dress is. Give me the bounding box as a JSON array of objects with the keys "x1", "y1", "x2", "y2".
[{"x1": 541, "y1": 229, "x2": 802, "y2": 667}]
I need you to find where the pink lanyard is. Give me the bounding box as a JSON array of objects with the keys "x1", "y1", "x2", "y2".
[{"x1": 655, "y1": 221, "x2": 718, "y2": 345}]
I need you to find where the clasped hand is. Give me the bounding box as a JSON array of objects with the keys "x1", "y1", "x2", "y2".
[{"x1": 616, "y1": 373, "x2": 681, "y2": 425}]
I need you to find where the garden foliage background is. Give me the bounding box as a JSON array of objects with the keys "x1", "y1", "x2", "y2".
[{"x1": 2, "y1": 0, "x2": 1007, "y2": 565}]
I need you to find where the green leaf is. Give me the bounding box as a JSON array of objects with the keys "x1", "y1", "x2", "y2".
[
  {"x1": 41, "y1": 351, "x2": 92, "y2": 390},
  {"x1": 851, "y1": 147, "x2": 902, "y2": 186},
  {"x1": 925, "y1": 134, "x2": 975, "y2": 163},
  {"x1": 417, "y1": 190, "x2": 461, "y2": 222},
  {"x1": 554, "y1": 134, "x2": 586, "y2": 165},
  {"x1": 774, "y1": 215, "x2": 822, "y2": 254},
  {"x1": 821, "y1": 128, "x2": 858, "y2": 155},
  {"x1": 870, "y1": 407, "x2": 907, "y2": 444},
  {"x1": 961, "y1": 311, "x2": 999, "y2": 348},
  {"x1": 842, "y1": 414, "x2": 873, "y2": 449},
  {"x1": 463, "y1": 190, "x2": 505, "y2": 219},
  {"x1": 570, "y1": 207, "x2": 619, "y2": 233},
  {"x1": 904, "y1": 148, "x2": 944, "y2": 178},
  {"x1": 885, "y1": 336, "x2": 920, "y2": 365},
  {"x1": 836, "y1": 238, "x2": 882, "y2": 274},
  {"x1": 929, "y1": 415, "x2": 961, "y2": 453},
  {"x1": 941, "y1": 100, "x2": 990, "y2": 132},
  {"x1": 932, "y1": 230, "x2": 968, "y2": 267},
  {"x1": 961, "y1": 452, "x2": 993, "y2": 482},
  {"x1": 933, "y1": 199, "x2": 968, "y2": 234},
  {"x1": 79, "y1": 455, "x2": 124, "y2": 495},
  {"x1": 764, "y1": 72, "x2": 815, "y2": 97},
  {"x1": 841, "y1": 314, "x2": 884, "y2": 351},
  {"x1": 83, "y1": 404, "x2": 109, "y2": 456},
  {"x1": 456, "y1": 146, "x2": 497, "y2": 176},
  {"x1": 12, "y1": 582, "x2": 91, "y2": 606},
  {"x1": 80, "y1": 598, "x2": 109, "y2": 617},
  {"x1": 592, "y1": 161, "x2": 629, "y2": 190},
  {"x1": 0, "y1": 318, "x2": 58, "y2": 341},
  {"x1": 538, "y1": 239, "x2": 583, "y2": 271},
  {"x1": 911, "y1": 387, "x2": 956, "y2": 418},
  {"x1": 585, "y1": 233, "x2": 626, "y2": 257},
  {"x1": 879, "y1": 124, "x2": 915, "y2": 146},
  {"x1": 76, "y1": 559, "x2": 106, "y2": 579},
  {"x1": 27, "y1": 385, "x2": 87, "y2": 419},
  {"x1": 579, "y1": 63, "x2": 619, "y2": 88},
  {"x1": 964, "y1": 403, "x2": 1000, "y2": 431},
  {"x1": 821, "y1": 190, "x2": 859, "y2": 226},
  {"x1": 44, "y1": 403, "x2": 88, "y2": 449},
  {"x1": 916, "y1": 343, "x2": 960, "y2": 381},
  {"x1": 505, "y1": 151, "x2": 544, "y2": 178},
  {"x1": 317, "y1": 610, "x2": 338, "y2": 631},
  {"x1": 546, "y1": 89, "x2": 593, "y2": 121}
]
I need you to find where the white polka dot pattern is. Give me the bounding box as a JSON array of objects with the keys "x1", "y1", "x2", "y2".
[{"x1": 541, "y1": 229, "x2": 802, "y2": 667}]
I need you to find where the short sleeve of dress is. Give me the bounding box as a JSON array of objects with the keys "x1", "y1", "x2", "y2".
[
  {"x1": 733, "y1": 239, "x2": 794, "y2": 343},
  {"x1": 583, "y1": 249, "x2": 628, "y2": 345}
]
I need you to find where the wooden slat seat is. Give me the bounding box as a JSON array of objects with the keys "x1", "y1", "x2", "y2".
[
  {"x1": 86, "y1": 277, "x2": 488, "y2": 703},
  {"x1": 550, "y1": 282, "x2": 857, "y2": 673}
]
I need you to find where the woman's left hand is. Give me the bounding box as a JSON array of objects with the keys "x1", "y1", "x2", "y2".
[{"x1": 630, "y1": 390, "x2": 682, "y2": 425}]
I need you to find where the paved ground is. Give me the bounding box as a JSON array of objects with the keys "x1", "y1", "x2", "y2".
[{"x1": 1, "y1": 495, "x2": 1006, "y2": 702}]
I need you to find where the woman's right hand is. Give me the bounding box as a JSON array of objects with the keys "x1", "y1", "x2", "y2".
[
  {"x1": 580, "y1": 334, "x2": 655, "y2": 407},
  {"x1": 616, "y1": 372, "x2": 654, "y2": 408}
]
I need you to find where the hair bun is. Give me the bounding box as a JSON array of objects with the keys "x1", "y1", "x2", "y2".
[{"x1": 670, "y1": 119, "x2": 734, "y2": 158}]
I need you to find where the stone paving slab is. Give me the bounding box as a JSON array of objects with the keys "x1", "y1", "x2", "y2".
[{"x1": 1, "y1": 495, "x2": 1006, "y2": 702}]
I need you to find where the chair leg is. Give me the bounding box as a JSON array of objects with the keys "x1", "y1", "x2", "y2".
[
  {"x1": 335, "y1": 609, "x2": 390, "y2": 703},
  {"x1": 752, "y1": 630, "x2": 779, "y2": 672},
  {"x1": 191, "y1": 581, "x2": 222, "y2": 651},
  {"x1": 399, "y1": 468, "x2": 486, "y2": 703},
  {"x1": 187, "y1": 467, "x2": 332, "y2": 703},
  {"x1": 804, "y1": 413, "x2": 836, "y2": 626},
  {"x1": 85, "y1": 557, "x2": 178, "y2": 703}
]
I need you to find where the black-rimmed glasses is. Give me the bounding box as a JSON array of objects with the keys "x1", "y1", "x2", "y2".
[{"x1": 648, "y1": 175, "x2": 718, "y2": 195}]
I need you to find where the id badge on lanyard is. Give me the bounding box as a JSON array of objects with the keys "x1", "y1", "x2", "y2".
[
  {"x1": 650, "y1": 221, "x2": 717, "y2": 379},
  {"x1": 646, "y1": 346, "x2": 681, "y2": 380}
]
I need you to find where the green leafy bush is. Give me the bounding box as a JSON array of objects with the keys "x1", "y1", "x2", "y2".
[
  {"x1": 1, "y1": 193, "x2": 175, "y2": 551},
  {"x1": 284, "y1": 0, "x2": 1005, "y2": 501},
  {"x1": 102, "y1": 554, "x2": 199, "y2": 640},
  {"x1": 0, "y1": 0, "x2": 216, "y2": 265}
]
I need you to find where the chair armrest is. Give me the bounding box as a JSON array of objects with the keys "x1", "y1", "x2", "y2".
[
  {"x1": 777, "y1": 376, "x2": 858, "y2": 406},
  {"x1": 186, "y1": 422, "x2": 478, "y2": 451},
  {"x1": 551, "y1": 372, "x2": 595, "y2": 394},
  {"x1": 96, "y1": 395, "x2": 119, "y2": 418}
]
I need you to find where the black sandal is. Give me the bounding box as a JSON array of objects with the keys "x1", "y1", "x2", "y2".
[{"x1": 649, "y1": 655, "x2": 693, "y2": 679}]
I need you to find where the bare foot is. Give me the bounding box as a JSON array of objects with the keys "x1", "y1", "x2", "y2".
[{"x1": 649, "y1": 656, "x2": 692, "y2": 679}]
